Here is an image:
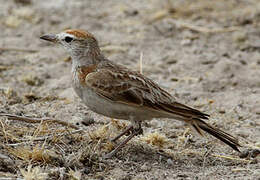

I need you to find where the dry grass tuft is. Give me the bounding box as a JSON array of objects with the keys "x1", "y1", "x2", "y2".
[
  {"x1": 142, "y1": 132, "x2": 168, "y2": 149},
  {"x1": 88, "y1": 125, "x2": 110, "y2": 142},
  {"x1": 177, "y1": 128, "x2": 191, "y2": 149},
  {"x1": 88, "y1": 120, "x2": 126, "y2": 142},
  {"x1": 8, "y1": 144, "x2": 50, "y2": 163},
  {"x1": 32, "y1": 122, "x2": 51, "y2": 137},
  {"x1": 21, "y1": 74, "x2": 44, "y2": 86},
  {"x1": 79, "y1": 143, "x2": 107, "y2": 173},
  {"x1": 68, "y1": 169, "x2": 81, "y2": 180},
  {"x1": 20, "y1": 165, "x2": 48, "y2": 180},
  {"x1": 87, "y1": 124, "x2": 117, "y2": 153},
  {"x1": 0, "y1": 87, "x2": 16, "y2": 99},
  {"x1": 110, "y1": 119, "x2": 127, "y2": 131},
  {"x1": 23, "y1": 92, "x2": 40, "y2": 103}
]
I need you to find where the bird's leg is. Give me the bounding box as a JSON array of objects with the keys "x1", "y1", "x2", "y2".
[
  {"x1": 104, "y1": 123, "x2": 142, "y2": 159},
  {"x1": 111, "y1": 125, "x2": 133, "y2": 142}
]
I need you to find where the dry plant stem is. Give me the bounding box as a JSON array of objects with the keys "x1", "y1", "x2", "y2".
[
  {"x1": 171, "y1": 20, "x2": 239, "y2": 34},
  {"x1": 179, "y1": 150, "x2": 250, "y2": 163},
  {"x1": 32, "y1": 129, "x2": 83, "y2": 141},
  {"x1": 0, "y1": 113, "x2": 79, "y2": 129},
  {"x1": 104, "y1": 129, "x2": 141, "y2": 159},
  {"x1": 7, "y1": 129, "x2": 84, "y2": 146},
  {"x1": 139, "y1": 51, "x2": 143, "y2": 74},
  {"x1": 213, "y1": 154, "x2": 249, "y2": 162},
  {"x1": 0, "y1": 47, "x2": 38, "y2": 53},
  {"x1": 111, "y1": 125, "x2": 133, "y2": 142},
  {"x1": 0, "y1": 119, "x2": 8, "y2": 143},
  {"x1": 203, "y1": 146, "x2": 215, "y2": 169},
  {"x1": 153, "y1": 25, "x2": 170, "y2": 37}
]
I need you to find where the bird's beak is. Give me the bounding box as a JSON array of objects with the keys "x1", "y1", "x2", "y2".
[{"x1": 40, "y1": 34, "x2": 58, "y2": 43}]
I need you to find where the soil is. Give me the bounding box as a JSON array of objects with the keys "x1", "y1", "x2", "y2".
[{"x1": 0, "y1": 0, "x2": 259, "y2": 179}]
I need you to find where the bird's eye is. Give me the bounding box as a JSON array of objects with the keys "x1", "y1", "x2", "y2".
[{"x1": 64, "y1": 36, "x2": 73, "y2": 43}]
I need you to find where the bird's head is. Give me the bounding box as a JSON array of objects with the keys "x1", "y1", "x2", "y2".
[{"x1": 40, "y1": 29, "x2": 100, "y2": 58}]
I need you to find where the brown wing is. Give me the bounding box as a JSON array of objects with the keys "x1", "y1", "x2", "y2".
[
  {"x1": 85, "y1": 68, "x2": 144, "y2": 106},
  {"x1": 85, "y1": 62, "x2": 209, "y2": 120}
]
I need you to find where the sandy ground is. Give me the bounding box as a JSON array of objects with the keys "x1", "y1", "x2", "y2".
[{"x1": 0, "y1": 0, "x2": 259, "y2": 179}]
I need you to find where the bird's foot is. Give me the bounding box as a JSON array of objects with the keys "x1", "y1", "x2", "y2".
[
  {"x1": 104, "y1": 126, "x2": 143, "y2": 159},
  {"x1": 111, "y1": 125, "x2": 133, "y2": 142}
]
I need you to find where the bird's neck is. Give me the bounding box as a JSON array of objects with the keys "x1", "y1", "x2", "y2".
[{"x1": 71, "y1": 46, "x2": 104, "y2": 69}]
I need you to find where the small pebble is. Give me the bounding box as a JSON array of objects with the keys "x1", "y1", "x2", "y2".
[
  {"x1": 181, "y1": 39, "x2": 192, "y2": 46},
  {"x1": 219, "y1": 109, "x2": 226, "y2": 114},
  {"x1": 233, "y1": 31, "x2": 247, "y2": 43},
  {"x1": 166, "y1": 59, "x2": 178, "y2": 65},
  {"x1": 239, "y1": 60, "x2": 247, "y2": 65},
  {"x1": 124, "y1": 10, "x2": 139, "y2": 16},
  {"x1": 82, "y1": 117, "x2": 95, "y2": 126},
  {"x1": 167, "y1": 158, "x2": 174, "y2": 166},
  {"x1": 83, "y1": 167, "x2": 91, "y2": 174}
]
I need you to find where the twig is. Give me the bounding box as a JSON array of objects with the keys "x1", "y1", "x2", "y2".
[
  {"x1": 24, "y1": 129, "x2": 83, "y2": 141},
  {"x1": 212, "y1": 154, "x2": 251, "y2": 162},
  {"x1": 0, "y1": 119, "x2": 8, "y2": 143},
  {"x1": 139, "y1": 51, "x2": 143, "y2": 74},
  {"x1": 6, "y1": 142, "x2": 30, "y2": 147},
  {"x1": 231, "y1": 168, "x2": 251, "y2": 172},
  {"x1": 7, "y1": 129, "x2": 84, "y2": 146},
  {"x1": 0, "y1": 113, "x2": 79, "y2": 129},
  {"x1": 153, "y1": 25, "x2": 174, "y2": 38},
  {"x1": 0, "y1": 47, "x2": 38, "y2": 53},
  {"x1": 180, "y1": 149, "x2": 251, "y2": 163},
  {"x1": 170, "y1": 20, "x2": 239, "y2": 34},
  {"x1": 203, "y1": 146, "x2": 215, "y2": 169}
]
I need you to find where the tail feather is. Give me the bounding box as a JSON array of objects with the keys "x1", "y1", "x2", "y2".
[
  {"x1": 192, "y1": 119, "x2": 241, "y2": 152},
  {"x1": 158, "y1": 103, "x2": 210, "y2": 120},
  {"x1": 151, "y1": 100, "x2": 240, "y2": 152}
]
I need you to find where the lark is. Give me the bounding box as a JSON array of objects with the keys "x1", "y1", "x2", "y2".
[{"x1": 40, "y1": 29, "x2": 240, "y2": 158}]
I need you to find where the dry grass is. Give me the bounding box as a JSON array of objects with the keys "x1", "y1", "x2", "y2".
[
  {"x1": 20, "y1": 165, "x2": 48, "y2": 180},
  {"x1": 21, "y1": 74, "x2": 43, "y2": 86},
  {"x1": 142, "y1": 132, "x2": 168, "y2": 149},
  {"x1": 8, "y1": 144, "x2": 50, "y2": 163},
  {"x1": 68, "y1": 169, "x2": 82, "y2": 180},
  {"x1": 0, "y1": 114, "x2": 256, "y2": 179}
]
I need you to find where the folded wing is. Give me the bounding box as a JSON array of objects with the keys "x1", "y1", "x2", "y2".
[{"x1": 85, "y1": 65, "x2": 209, "y2": 120}]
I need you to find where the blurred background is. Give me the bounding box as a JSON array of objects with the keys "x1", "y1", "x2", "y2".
[{"x1": 0, "y1": 0, "x2": 259, "y2": 179}]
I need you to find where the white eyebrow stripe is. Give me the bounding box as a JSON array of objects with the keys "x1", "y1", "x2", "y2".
[{"x1": 58, "y1": 32, "x2": 75, "y2": 40}]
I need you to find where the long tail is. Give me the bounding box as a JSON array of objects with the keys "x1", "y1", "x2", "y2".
[
  {"x1": 192, "y1": 119, "x2": 241, "y2": 152},
  {"x1": 156, "y1": 102, "x2": 240, "y2": 151}
]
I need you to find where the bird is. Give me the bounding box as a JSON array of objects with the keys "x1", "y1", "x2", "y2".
[{"x1": 40, "y1": 29, "x2": 241, "y2": 158}]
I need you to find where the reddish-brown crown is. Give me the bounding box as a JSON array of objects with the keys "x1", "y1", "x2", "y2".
[{"x1": 65, "y1": 29, "x2": 96, "y2": 40}]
